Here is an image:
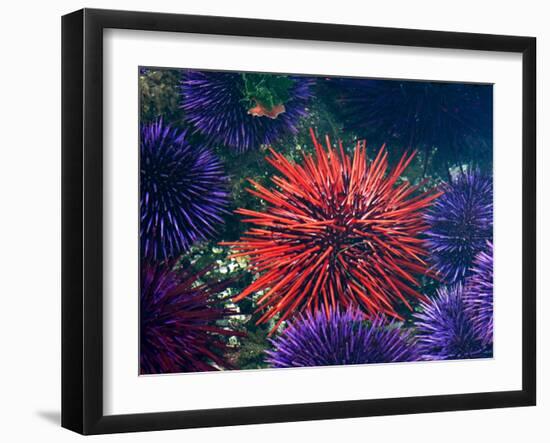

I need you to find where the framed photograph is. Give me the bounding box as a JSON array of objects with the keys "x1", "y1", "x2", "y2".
[{"x1": 61, "y1": 8, "x2": 536, "y2": 435}]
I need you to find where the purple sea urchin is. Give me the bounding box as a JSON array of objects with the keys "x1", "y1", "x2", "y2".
[
  {"x1": 424, "y1": 170, "x2": 493, "y2": 284},
  {"x1": 464, "y1": 242, "x2": 493, "y2": 345},
  {"x1": 328, "y1": 78, "x2": 492, "y2": 165},
  {"x1": 140, "y1": 120, "x2": 229, "y2": 261},
  {"x1": 414, "y1": 284, "x2": 491, "y2": 360},
  {"x1": 181, "y1": 70, "x2": 313, "y2": 152},
  {"x1": 266, "y1": 308, "x2": 420, "y2": 368},
  {"x1": 140, "y1": 261, "x2": 239, "y2": 374}
]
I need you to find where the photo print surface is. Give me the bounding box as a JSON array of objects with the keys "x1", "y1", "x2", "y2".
[{"x1": 139, "y1": 67, "x2": 493, "y2": 375}]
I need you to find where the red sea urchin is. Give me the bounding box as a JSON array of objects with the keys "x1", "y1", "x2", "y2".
[{"x1": 223, "y1": 129, "x2": 441, "y2": 331}]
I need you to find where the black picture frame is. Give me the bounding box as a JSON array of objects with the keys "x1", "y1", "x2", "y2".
[{"x1": 61, "y1": 8, "x2": 536, "y2": 435}]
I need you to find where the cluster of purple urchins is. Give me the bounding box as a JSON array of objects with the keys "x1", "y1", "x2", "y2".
[
  {"x1": 424, "y1": 170, "x2": 493, "y2": 284},
  {"x1": 140, "y1": 120, "x2": 229, "y2": 261},
  {"x1": 181, "y1": 70, "x2": 314, "y2": 152},
  {"x1": 464, "y1": 241, "x2": 494, "y2": 345},
  {"x1": 140, "y1": 261, "x2": 239, "y2": 374},
  {"x1": 266, "y1": 309, "x2": 420, "y2": 368},
  {"x1": 414, "y1": 284, "x2": 492, "y2": 361},
  {"x1": 327, "y1": 78, "x2": 492, "y2": 161}
]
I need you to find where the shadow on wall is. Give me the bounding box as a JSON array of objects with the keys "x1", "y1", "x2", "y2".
[{"x1": 36, "y1": 410, "x2": 60, "y2": 426}]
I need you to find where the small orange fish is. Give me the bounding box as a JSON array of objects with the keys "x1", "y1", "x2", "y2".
[{"x1": 248, "y1": 102, "x2": 286, "y2": 119}]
